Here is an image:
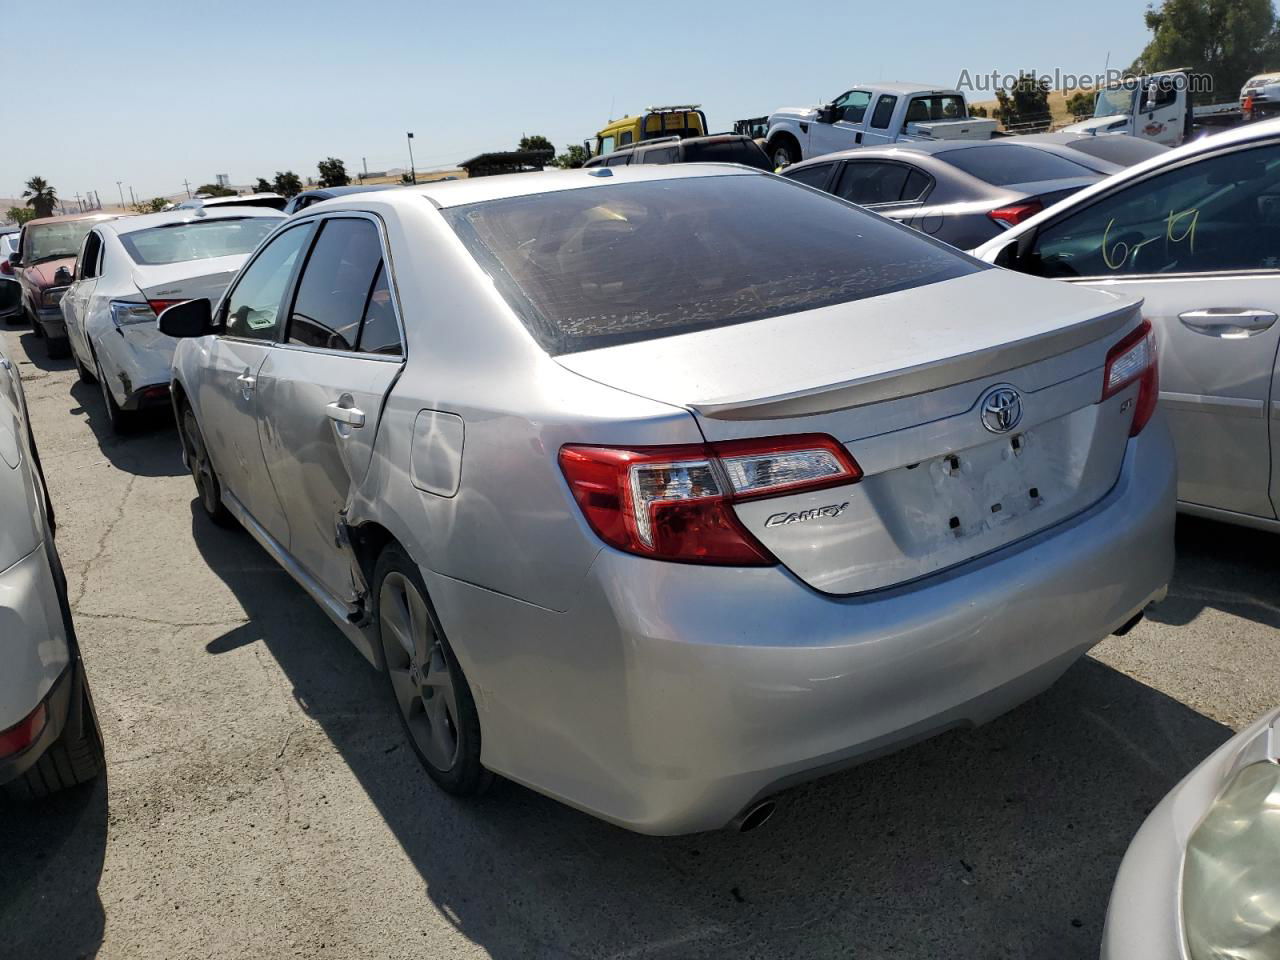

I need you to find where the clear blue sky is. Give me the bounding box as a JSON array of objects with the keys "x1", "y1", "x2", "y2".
[{"x1": 2, "y1": 0, "x2": 1152, "y2": 203}]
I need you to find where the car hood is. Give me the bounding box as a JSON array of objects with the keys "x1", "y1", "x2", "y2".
[
  {"x1": 1061, "y1": 115, "x2": 1131, "y2": 136},
  {"x1": 23, "y1": 258, "x2": 75, "y2": 289},
  {"x1": 769, "y1": 105, "x2": 820, "y2": 123}
]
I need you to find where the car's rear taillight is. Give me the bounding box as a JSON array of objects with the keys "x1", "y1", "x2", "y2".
[
  {"x1": 1102, "y1": 319, "x2": 1158, "y2": 436},
  {"x1": 147, "y1": 298, "x2": 185, "y2": 316},
  {"x1": 0, "y1": 702, "x2": 46, "y2": 758},
  {"x1": 987, "y1": 201, "x2": 1042, "y2": 228},
  {"x1": 559, "y1": 435, "x2": 861, "y2": 565}
]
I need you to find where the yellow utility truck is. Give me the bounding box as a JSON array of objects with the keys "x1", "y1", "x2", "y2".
[{"x1": 588, "y1": 105, "x2": 708, "y2": 157}]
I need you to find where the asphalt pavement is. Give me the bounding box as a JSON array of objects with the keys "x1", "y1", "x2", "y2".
[{"x1": 1, "y1": 324, "x2": 1274, "y2": 960}]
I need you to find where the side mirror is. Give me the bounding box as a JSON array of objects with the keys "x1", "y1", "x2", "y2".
[
  {"x1": 157, "y1": 298, "x2": 213, "y2": 338},
  {"x1": 54, "y1": 266, "x2": 73, "y2": 285},
  {"x1": 817, "y1": 104, "x2": 838, "y2": 124}
]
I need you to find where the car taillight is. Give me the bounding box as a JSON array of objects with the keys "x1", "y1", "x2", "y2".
[
  {"x1": 1102, "y1": 319, "x2": 1158, "y2": 436},
  {"x1": 147, "y1": 298, "x2": 185, "y2": 316},
  {"x1": 987, "y1": 200, "x2": 1042, "y2": 228},
  {"x1": 0, "y1": 702, "x2": 46, "y2": 758},
  {"x1": 559, "y1": 434, "x2": 861, "y2": 565}
]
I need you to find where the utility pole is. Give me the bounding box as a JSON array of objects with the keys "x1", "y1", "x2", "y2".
[
  {"x1": 183, "y1": 179, "x2": 191, "y2": 199},
  {"x1": 406, "y1": 132, "x2": 417, "y2": 185},
  {"x1": 129, "y1": 186, "x2": 136, "y2": 206},
  {"x1": 74, "y1": 192, "x2": 83, "y2": 212},
  {"x1": 116, "y1": 181, "x2": 125, "y2": 208}
]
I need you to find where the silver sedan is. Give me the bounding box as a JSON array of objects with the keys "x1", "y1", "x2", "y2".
[{"x1": 163, "y1": 166, "x2": 1174, "y2": 834}]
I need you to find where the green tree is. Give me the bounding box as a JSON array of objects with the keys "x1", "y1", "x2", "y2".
[
  {"x1": 317, "y1": 157, "x2": 349, "y2": 188},
  {"x1": 22, "y1": 176, "x2": 58, "y2": 218},
  {"x1": 969, "y1": 104, "x2": 989, "y2": 117},
  {"x1": 131, "y1": 197, "x2": 168, "y2": 214},
  {"x1": 1066, "y1": 90, "x2": 1095, "y2": 118},
  {"x1": 273, "y1": 171, "x2": 303, "y2": 197},
  {"x1": 5, "y1": 206, "x2": 36, "y2": 226},
  {"x1": 994, "y1": 72, "x2": 1052, "y2": 132},
  {"x1": 519, "y1": 134, "x2": 555, "y2": 154},
  {"x1": 253, "y1": 177, "x2": 273, "y2": 193},
  {"x1": 1131, "y1": 0, "x2": 1280, "y2": 100},
  {"x1": 553, "y1": 144, "x2": 589, "y2": 169},
  {"x1": 196, "y1": 183, "x2": 236, "y2": 197}
]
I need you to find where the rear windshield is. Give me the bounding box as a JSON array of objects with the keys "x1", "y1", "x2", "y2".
[
  {"x1": 1061, "y1": 135, "x2": 1169, "y2": 167},
  {"x1": 943, "y1": 144, "x2": 1097, "y2": 186},
  {"x1": 119, "y1": 218, "x2": 279, "y2": 266},
  {"x1": 443, "y1": 173, "x2": 980, "y2": 354},
  {"x1": 681, "y1": 140, "x2": 772, "y2": 171}
]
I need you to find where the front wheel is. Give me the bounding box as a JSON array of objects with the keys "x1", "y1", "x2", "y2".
[
  {"x1": 770, "y1": 140, "x2": 799, "y2": 168},
  {"x1": 375, "y1": 544, "x2": 488, "y2": 796}
]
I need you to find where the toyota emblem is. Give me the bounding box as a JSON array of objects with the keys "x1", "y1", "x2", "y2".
[{"x1": 979, "y1": 385, "x2": 1023, "y2": 434}]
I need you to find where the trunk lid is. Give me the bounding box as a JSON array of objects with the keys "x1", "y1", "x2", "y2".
[
  {"x1": 131, "y1": 253, "x2": 250, "y2": 306},
  {"x1": 556, "y1": 269, "x2": 1144, "y2": 594}
]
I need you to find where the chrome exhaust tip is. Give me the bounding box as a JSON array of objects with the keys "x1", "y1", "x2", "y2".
[{"x1": 731, "y1": 798, "x2": 778, "y2": 833}]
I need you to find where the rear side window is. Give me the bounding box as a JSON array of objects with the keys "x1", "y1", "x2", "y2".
[
  {"x1": 640, "y1": 147, "x2": 679, "y2": 164},
  {"x1": 444, "y1": 174, "x2": 979, "y2": 355},
  {"x1": 870, "y1": 95, "x2": 897, "y2": 129},
  {"x1": 944, "y1": 144, "x2": 1096, "y2": 185},
  {"x1": 903, "y1": 94, "x2": 968, "y2": 127},
  {"x1": 680, "y1": 140, "x2": 772, "y2": 170},
  {"x1": 356, "y1": 264, "x2": 402, "y2": 356},
  {"x1": 903, "y1": 168, "x2": 933, "y2": 201},
  {"x1": 119, "y1": 218, "x2": 279, "y2": 265},
  {"x1": 834, "y1": 162, "x2": 911, "y2": 205},
  {"x1": 288, "y1": 218, "x2": 382, "y2": 351},
  {"x1": 784, "y1": 163, "x2": 834, "y2": 188},
  {"x1": 605, "y1": 154, "x2": 632, "y2": 167}
]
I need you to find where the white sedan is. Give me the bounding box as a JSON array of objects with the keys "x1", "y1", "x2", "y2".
[
  {"x1": 61, "y1": 207, "x2": 284, "y2": 432},
  {"x1": 0, "y1": 339, "x2": 105, "y2": 799}
]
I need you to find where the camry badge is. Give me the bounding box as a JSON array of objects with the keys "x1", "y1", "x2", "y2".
[
  {"x1": 979, "y1": 385, "x2": 1023, "y2": 434},
  {"x1": 765, "y1": 502, "x2": 850, "y2": 528}
]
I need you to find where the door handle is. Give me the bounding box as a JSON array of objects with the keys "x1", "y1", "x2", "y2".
[
  {"x1": 1178, "y1": 308, "x2": 1277, "y2": 338},
  {"x1": 325, "y1": 401, "x2": 366, "y2": 428},
  {"x1": 235, "y1": 373, "x2": 256, "y2": 399}
]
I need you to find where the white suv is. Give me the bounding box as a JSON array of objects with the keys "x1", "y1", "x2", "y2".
[{"x1": 0, "y1": 341, "x2": 104, "y2": 798}]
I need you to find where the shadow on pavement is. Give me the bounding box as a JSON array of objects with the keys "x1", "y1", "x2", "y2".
[
  {"x1": 13, "y1": 329, "x2": 74, "y2": 375},
  {"x1": 0, "y1": 777, "x2": 108, "y2": 960},
  {"x1": 66, "y1": 380, "x2": 184, "y2": 480},
  {"x1": 1146, "y1": 514, "x2": 1280, "y2": 630},
  {"x1": 189, "y1": 500, "x2": 1233, "y2": 960}
]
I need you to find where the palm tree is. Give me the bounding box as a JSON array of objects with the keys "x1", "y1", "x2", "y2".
[{"x1": 22, "y1": 177, "x2": 58, "y2": 218}]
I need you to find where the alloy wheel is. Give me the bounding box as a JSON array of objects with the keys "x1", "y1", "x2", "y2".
[{"x1": 379, "y1": 571, "x2": 460, "y2": 772}]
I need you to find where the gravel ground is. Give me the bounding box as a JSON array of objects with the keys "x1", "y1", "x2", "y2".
[{"x1": 1, "y1": 324, "x2": 1275, "y2": 960}]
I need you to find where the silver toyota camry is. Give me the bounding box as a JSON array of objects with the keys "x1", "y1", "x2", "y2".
[{"x1": 162, "y1": 165, "x2": 1175, "y2": 834}]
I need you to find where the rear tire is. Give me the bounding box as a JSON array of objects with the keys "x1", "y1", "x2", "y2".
[
  {"x1": 95, "y1": 355, "x2": 134, "y2": 434},
  {"x1": 180, "y1": 403, "x2": 235, "y2": 528},
  {"x1": 75, "y1": 353, "x2": 95, "y2": 384},
  {"x1": 2, "y1": 680, "x2": 105, "y2": 801},
  {"x1": 374, "y1": 543, "x2": 488, "y2": 797}
]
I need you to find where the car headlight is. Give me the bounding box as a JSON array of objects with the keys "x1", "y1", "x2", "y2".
[
  {"x1": 1182, "y1": 759, "x2": 1280, "y2": 960},
  {"x1": 41, "y1": 286, "x2": 68, "y2": 308},
  {"x1": 109, "y1": 301, "x2": 157, "y2": 331}
]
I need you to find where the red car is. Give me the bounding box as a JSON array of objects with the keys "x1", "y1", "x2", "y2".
[{"x1": 8, "y1": 213, "x2": 116, "y2": 358}]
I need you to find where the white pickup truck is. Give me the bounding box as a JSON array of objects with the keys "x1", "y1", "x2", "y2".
[
  {"x1": 1061, "y1": 68, "x2": 1243, "y2": 147},
  {"x1": 764, "y1": 83, "x2": 998, "y2": 167}
]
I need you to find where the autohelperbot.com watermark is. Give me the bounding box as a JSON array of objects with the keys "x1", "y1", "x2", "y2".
[{"x1": 955, "y1": 68, "x2": 1214, "y2": 94}]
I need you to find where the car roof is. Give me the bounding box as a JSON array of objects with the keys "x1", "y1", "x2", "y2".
[
  {"x1": 333, "y1": 163, "x2": 758, "y2": 210},
  {"x1": 840, "y1": 82, "x2": 962, "y2": 96},
  {"x1": 787, "y1": 137, "x2": 1058, "y2": 169},
  {"x1": 298, "y1": 184, "x2": 399, "y2": 199},
  {"x1": 101, "y1": 207, "x2": 285, "y2": 235},
  {"x1": 24, "y1": 212, "x2": 118, "y2": 227}
]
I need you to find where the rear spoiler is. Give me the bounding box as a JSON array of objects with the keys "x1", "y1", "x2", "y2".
[{"x1": 689, "y1": 303, "x2": 1137, "y2": 421}]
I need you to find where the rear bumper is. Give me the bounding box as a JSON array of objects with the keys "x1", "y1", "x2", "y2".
[
  {"x1": 433, "y1": 419, "x2": 1176, "y2": 835},
  {"x1": 97, "y1": 331, "x2": 176, "y2": 410}
]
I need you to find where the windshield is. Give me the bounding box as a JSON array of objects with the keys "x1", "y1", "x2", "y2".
[
  {"x1": 1093, "y1": 87, "x2": 1136, "y2": 119},
  {"x1": 443, "y1": 174, "x2": 980, "y2": 355},
  {"x1": 119, "y1": 218, "x2": 280, "y2": 266},
  {"x1": 24, "y1": 220, "x2": 99, "y2": 263}
]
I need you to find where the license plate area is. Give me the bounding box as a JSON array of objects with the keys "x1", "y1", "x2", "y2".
[{"x1": 926, "y1": 431, "x2": 1046, "y2": 540}]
